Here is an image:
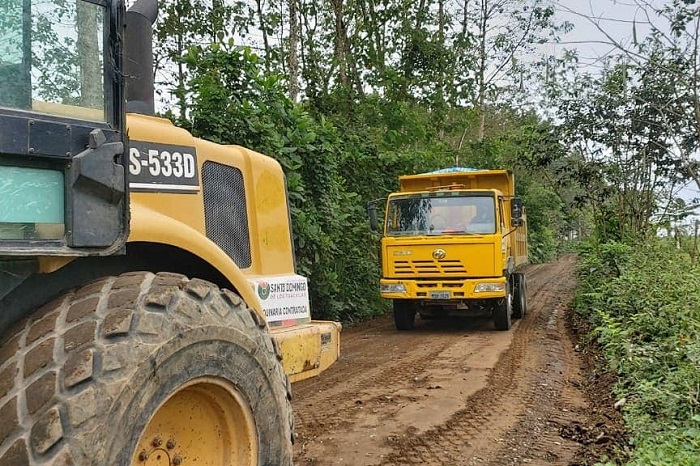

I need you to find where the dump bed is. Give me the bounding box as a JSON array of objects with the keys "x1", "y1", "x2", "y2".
[{"x1": 399, "y1": 169, "x2": 514, "y2": 196}]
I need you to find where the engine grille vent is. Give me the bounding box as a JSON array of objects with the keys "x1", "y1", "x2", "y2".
[
  {"x1": 393, "y1": 259, "x2": 467, "y2": 275},
  {"x1": 202, "y1": 161, "x2": 251, "y2": 268}
]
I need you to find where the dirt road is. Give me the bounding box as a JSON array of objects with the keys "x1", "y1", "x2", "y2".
[{"x1": 292, "y1": 255, "x2": 606, "y2": 465}]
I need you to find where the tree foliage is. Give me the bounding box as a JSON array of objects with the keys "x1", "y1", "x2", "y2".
[
  {"x1": 558, "y1": 1, "x2": 700, "y2": 199},
  {"x1": 177, "y1": 41, "x2": 568, "y2": 321},
  {"x1": 150, "y1": 0, "x2": 581, "y2": 322},
  {"x1": 547, "y1": 27, "x2": 700, "y2": 242}
]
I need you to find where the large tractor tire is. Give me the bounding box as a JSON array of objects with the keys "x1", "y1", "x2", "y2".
[
  {"x1": 0, "y1": 272, "x2": 293, "y2": 466},
  {"x1": 512, "y1": 273, "x2": 527, "y2": 319},
  {"x1": 493, "y1": 278, "x2": 513, "y2": 331},
  {"x1": 393, "y1": 300, "x2": 416, "y2": 331}
]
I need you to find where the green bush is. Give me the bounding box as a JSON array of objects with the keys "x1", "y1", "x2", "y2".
[{"x1": 575, "y1": 240, "x2": 700, "y2": 464}]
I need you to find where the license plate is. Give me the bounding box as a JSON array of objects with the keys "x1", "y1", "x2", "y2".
[{"x1": 430, "y1": 291, "x2": 451, "y2": 300}]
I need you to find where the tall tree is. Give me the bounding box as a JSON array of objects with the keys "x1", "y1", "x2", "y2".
[
  {"x1": 287, "y1": 0, "x2": 299, "y2": 100},
  {"x1": 467, "y1": 0, "x2": 562, "y2": 140},
  {"x1": 254, "y1": 0, "x2": 272, "y2": 70},
  {"x1": 330, "y1": 0, "x2": 350, "y2": 89},
  {"x1": 154, "y1": 0, "x2": 249, "y2": 118},
  {"x1": 555, "y1": 56, "x2": 690, "y2": 240},
  {"x1": 560, "y1": 1, "x2": 700, "y2": 190}
]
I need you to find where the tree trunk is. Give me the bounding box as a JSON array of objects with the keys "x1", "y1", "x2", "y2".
[
  {"x1": 288, "y1": 0, "x2": 300, "y2": 101},
  {"x1": 358, "y1": 0, "x2": 384, "y2": 85},
  {"x1": 173, "y1": 12, "x2": 187, "y2": 119},
  {"x1": 343, "y1": 25, "x2": 363, "y2": 96},
  {"x1": 330, "y1": 0, "x2": 348, "y2": 88},
  {"x1": 255, "y1": 0, "x2": 271, "y2": 71},
  {"x1": 477, "y1": 0, "x2": 487, "y2": 141},
  {"x1": 437, "y1": 0, "x2": 446, "y2": 138},
  {"x1": 691, "y1": 14, "x2": 700, "y2": 191},
  {"x1": 299, "y1": 2, "x2": 316, "y2": 91},
  {"x1": 76, "y1": 1, "x2": 102, "y2": 110},
  {"x1": 438, "y1": 0, "x2": 445, "y2": 91},
  {"x1": 448, "y1": 0, "x2": 470, "y2": 105},
  {"x1": 176, "y1": 36, "x2": 186, "y2": 119}
]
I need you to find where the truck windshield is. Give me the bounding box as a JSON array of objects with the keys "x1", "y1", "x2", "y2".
[
  {"x1": 0, "y1": 0, "x2": 106, "y2": 121},
  {"x1": 385, "y1": 194, "x2": 496, "y2": 236}
]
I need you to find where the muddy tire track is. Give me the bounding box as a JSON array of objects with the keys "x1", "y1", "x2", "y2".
[{"x1": 293, "y1": 256, "x2": 590, "y2": 466}]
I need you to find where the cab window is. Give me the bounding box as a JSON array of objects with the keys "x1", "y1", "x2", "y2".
[{"x1": 0, "y1": 0, "x2": 107, "y2": 121}]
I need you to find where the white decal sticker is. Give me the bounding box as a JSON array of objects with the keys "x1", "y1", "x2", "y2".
[
  {"x1": 249, "y1": 275, "x2": 312, "y2": 324},
  {"x1": 128, "y1": 141, "x2": 199, "y2": 192}
]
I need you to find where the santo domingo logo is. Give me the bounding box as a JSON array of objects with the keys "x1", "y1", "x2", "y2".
[{"x1": 257, "y1": 281, "x2": 271, "y2": 300}]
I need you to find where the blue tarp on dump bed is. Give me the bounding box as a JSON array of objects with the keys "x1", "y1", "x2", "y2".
[{"x1": 424, "y1": 167, "x2": 480, "y2": 174}]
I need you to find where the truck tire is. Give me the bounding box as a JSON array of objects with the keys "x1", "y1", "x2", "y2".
[
  {"x1": 393, "y1": 300, "x2": 416, "y2": 330},
  {"x1": 493, "y1": 279, "x2": 513, "y2": 330},
  {"x1": 0, "y1": 272, "x2": 293, "y2": 466},
  {"x1": 512, "y1": 273, "x2": 527, "y2": 319}
]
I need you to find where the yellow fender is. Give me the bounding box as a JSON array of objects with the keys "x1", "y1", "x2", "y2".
[
  {"x1": 129, "y1": 202, "x2": 263, "y2": 315},
  {"x1": 130, "y1": 202, "x2": 341, "y2": 382}
]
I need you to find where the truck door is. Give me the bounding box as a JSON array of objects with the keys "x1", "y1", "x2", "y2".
[{"x1": 498, "y1": 197, "x2": 506, "y2": 233}]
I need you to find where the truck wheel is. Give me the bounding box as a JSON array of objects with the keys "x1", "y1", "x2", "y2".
[
  {"x1": 0, "y1": 272, "x2": 293, "y2": 466},
  {"x1": 512, "y1": 273, "x2": 527, "y2": 319},
  {"x1": 493, "y1": 279, "x2": 513, "y2": 330},
  {"x1": 393, "y1": 300, "x2": 416, "y2": 330}
]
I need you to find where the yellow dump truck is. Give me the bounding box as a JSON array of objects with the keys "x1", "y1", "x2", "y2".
[
  {"x1": 0, "y1": 1, "x2": 338, "y2": 464},
  {"x1": 369, "y1": 168, "x2": 528, "y2": 331}
]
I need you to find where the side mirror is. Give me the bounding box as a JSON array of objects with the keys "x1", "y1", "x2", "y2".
[
  {"x1": 368, "y1": 204, "x2": 379, "y2": 231},
  {"x1": 511, "y1": 218, "x2": 524, "y2": 227},
  {"x1": 511, "y1": 198, "x2": 524, "y2": 219}
]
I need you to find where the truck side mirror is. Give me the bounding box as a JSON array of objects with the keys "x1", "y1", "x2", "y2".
[
  {"x1": 511, "y1": 198, "x2": 523, "y2": 219},
  {"x1": 368, "y1": 204, "x2": 379, "y2": 231},
  {"x1": 511, "y1": 218, "x2": 524, "y2": 227}
]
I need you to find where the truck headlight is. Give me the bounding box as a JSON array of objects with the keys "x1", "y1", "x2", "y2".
[
  {"x1": 474, "y1": 283, "x2": 505, "y2": 292},
  {"x1": 380, "y1": 283, "x2": 406, "y2": 293}
]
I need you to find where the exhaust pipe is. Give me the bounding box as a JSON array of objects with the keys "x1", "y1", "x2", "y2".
[{"x1": 124, "y1": 0, "x2": 158, "y2": 115}]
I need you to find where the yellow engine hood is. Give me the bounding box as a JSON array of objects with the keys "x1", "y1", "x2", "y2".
[{"x1": 383, "y1": 236, "x2": 499, "y2": 278}]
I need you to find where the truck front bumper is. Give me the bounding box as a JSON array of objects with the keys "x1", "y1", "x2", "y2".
[
  {"x1": 269, "y1": 320, "x2": 342, "y2": 383},
  {"x1": 380, "y1": 277, "x2": 506, "y2": 301}
]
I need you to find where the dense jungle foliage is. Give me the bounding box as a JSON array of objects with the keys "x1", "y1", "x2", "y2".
[{"x1": 151, "y1": 0, "x2": 579, "y2": 322}]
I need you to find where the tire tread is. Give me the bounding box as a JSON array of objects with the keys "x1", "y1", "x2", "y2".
[{"x1": 0, "y1": 272, "x2": 293, "y2": 465}]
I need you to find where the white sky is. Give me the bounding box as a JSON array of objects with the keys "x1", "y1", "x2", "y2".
[{"x1": 554, "y1": 0, "x2": 666, "y2": 69}]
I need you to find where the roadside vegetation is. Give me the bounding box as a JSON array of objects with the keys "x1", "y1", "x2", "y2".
[
  {"x1": 575, "y1": 240, "x2": 700, "y2": 465},
  {"x1": 557, "y1": 1, "x2": 700, "y2": 462}
]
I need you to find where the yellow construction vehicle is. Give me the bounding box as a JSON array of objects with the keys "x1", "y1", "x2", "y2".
[
  {"x1": 369, "y1": 168, "x2": 528, "y2": 331},
  {"x1": 0, "y1": 1, "x2": 339, "y2": 464}
]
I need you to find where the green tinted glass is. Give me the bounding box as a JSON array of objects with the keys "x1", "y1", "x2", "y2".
[{"x1": 0, "y1": 166, "x2": 65, "y2": 240}]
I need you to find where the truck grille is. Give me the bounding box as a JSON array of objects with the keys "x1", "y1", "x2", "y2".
[
  {"x1": 202, "y1": 161, "x2": 252, "y2": 268},
  {"x1": 393, "y1": 259, "x2": 467, "y2": 275}
]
